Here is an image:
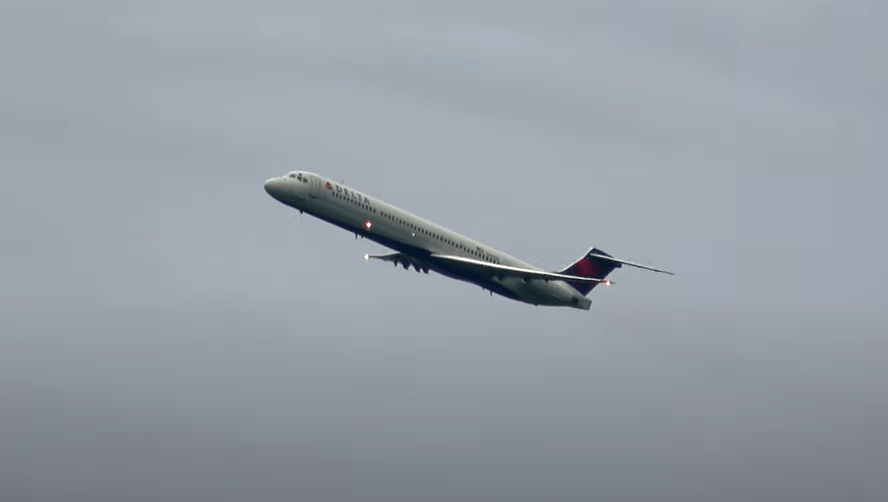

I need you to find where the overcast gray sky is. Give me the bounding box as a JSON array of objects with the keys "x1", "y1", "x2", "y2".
[{"x1": 1, "y1": 1, "x2": 886, "y2": 501}]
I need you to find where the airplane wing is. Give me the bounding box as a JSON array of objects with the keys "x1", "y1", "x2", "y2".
[
  {"x1": 364, "y1": 252, "x2": 430, "y2": 273},
  {"x1": 429, "y1": 254, "x2": 612, "y2": 285}
]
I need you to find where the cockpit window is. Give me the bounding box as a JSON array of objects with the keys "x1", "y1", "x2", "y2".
[{"x1": 289, "y1": 173, "x2": 298, "y2": 179}]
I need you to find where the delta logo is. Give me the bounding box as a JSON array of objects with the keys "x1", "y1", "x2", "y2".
[{"x1": 329, "y1": 182, "x2": 372, "y2": 204}]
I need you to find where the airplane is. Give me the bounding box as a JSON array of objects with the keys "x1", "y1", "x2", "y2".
[{"x1": 265, "y1": 171, "x2": 672, "y2": 310}]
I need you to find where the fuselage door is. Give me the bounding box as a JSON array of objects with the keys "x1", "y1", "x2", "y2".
[{"x1": 308, "y1": 174, "x2": 321, "y2": 198}]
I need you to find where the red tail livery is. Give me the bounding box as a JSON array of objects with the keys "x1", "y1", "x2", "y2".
[{"x1": 559, "y1": 248, "x2": 622, "y2": 295}]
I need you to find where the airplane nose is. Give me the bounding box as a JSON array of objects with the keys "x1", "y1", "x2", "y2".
[{"x1": 264, "y1": 177, "x2": 285, "y2": 201}]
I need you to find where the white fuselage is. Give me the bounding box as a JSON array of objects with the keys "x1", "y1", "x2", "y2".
[{"x1": 265, "y1": 171, "x2": 591, "y2": 309}]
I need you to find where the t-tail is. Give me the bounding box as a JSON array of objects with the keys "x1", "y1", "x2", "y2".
[{"x1": 559, "y1": 247, "x2": 674, "y2": 296}]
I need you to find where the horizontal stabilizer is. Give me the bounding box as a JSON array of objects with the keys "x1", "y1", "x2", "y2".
[
  {"x1": 586, "y1": 251, "x2": 674, "y2": 275},
  {"x1": 558, "y1": 247, "x2": 672, "y2": 296}
]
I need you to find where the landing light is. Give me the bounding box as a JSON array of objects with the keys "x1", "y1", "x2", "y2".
[
  {"x1": 604, "y1": 280, "x2": 611, "y2": 287},
  {"x1": 364, "y1": 220, "x2": 373, "y2": 231},
  {"x1": 364, "y1": 253, "x2": 370, "y2": 260}
]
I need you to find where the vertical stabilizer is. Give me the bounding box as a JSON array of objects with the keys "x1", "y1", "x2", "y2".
[{"x1": 558, "y1": 248, "x2": 622, "y2": 296}]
